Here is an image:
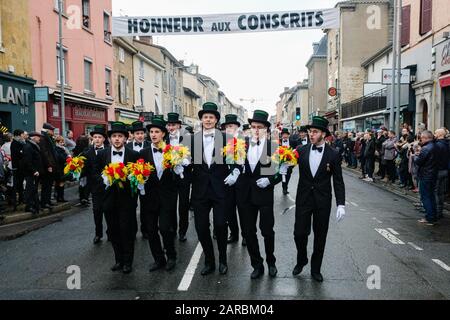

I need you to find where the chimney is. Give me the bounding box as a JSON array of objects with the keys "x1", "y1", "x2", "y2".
[
  {"x1": 139, "y1": 36, "x2": 153, "y2": 45},
  {"x1": 312, "y1": 42, "x2": 319, "y2": 53}
]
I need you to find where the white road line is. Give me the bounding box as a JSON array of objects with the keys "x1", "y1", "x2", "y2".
[
  {"x1": 432, "y1": 259, "x2": 450, "y2": 271},
  {"x1": 375, "y1": 228, "x2": 405, "y2": 244},
  {"x1": 387, "y1": 228, "x2": 399, "y2": 235},
  {"x1": 177, "y1": 243, "x2": 203, "y2": 291},
  {"x1": 360, "y1": 208, "x2": 367, "y2": 212},
  {"x1": 346, "y1": 201, "x2": 349, "y2": 205},
  {"x1": 287, "y1": 195, "x2": 295, "y2": 203},
  {"x1": 372, "y1": 217, "x2": 383, "y2": 223},
  {"x1": 350, "y1": 201, "x2": 359, "y2": 207},
  {"x1": 407, "y1": 242, "x2": 423, "y2": 251}
]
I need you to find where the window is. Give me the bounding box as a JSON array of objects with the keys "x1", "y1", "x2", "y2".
[
  {"x1": 0, "y1": 9, "x2": 3, "y2": 50},
  {"x1": 329, "y1": 41, "x2": 332, "y2": 64},
  {"x1": 372, "y1": 63, "x2": 375, "y2": 72},
  {"x1": 119, "y1": 47, "x2": 125, "y2": 63},
  {"x1": 119, "y1": 75, "x2": 129, "y2": 104},
  {"x1": 54, "y1": 0, "x2": 65, "y2": 13},
  {"x1": 335, "y1": 34, "x2": 339, "y2": 56},
  {"x1": 420, "y1": 0, "x2": 432, "y2": 35},
  {"x1": 162, "y1": 70, "x2": 168, "y2": 91},
  {"x1": 104, "y1": 12, "x2": 111, "y2": 42},
  {"x1": 82, "y1": 0, "x2": 90, "y2": 29},
  {"x1": 401, "y1": 5, "x2": 411, "y2": 46},
  {"x1": 140, "y1": 88, "x2": 144, "y2": 106},
  {"x1": 56, "y1": 45, "x2": 68, "y2": 85},
  {"x1": 386, "y1": 52, "x2": 390, "y2": 64},
  {"x1": 154, "y1": 71, "x2": 160, "y2": 87},
  {"x1": 52, "y1": 104, "x2": 60, "y2": 117},
  {"x1": 84, "y1": 58, "x2": 93, "y2": 91},
  {"x1": 139, "y1": 60, "x2": 145, "y2": 80},
  {"x1": 105, "y1": 68, "x2": 112, "y2": 96}
]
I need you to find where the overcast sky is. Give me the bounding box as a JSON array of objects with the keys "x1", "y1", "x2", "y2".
[{"x1": 112, "y1": 0, "x2": 339, "y2": 116}]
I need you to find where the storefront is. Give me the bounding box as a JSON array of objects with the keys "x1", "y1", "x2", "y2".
[
  {"x1": 324, "y1": 110, "x2": 338, "y2": 133},
  {"x1": 46, "y1": 91, "x2": 111, "y2": 138},
  {"x1": 436, "y1": 37, "x2": 450, "y2": 129},
  {"x1": 0, "y1": 71, "x2": 36, "y2": 133},
  {"x1": 115, "y1": 107, "x2": 140, "y2": 124}
]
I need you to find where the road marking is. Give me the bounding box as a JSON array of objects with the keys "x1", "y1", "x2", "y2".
[
  {"x1": 375, "y1": 228, "x2": 405, "y2": 244},
  {"x1": 287, "y1": 195, "x2": 295, "y2": 203},
  {"x1": 407, "y1": 242, "x2": 423, "y2": 251},
  {"x1": 372, "y1": 217, "x2": 383, "y2": 223},
  {"x1": 346, "y1": 201, "x2": 350, "y2": 205},
  {"x1": 432, "y1": 259, "x2": 450, "y2": 271},
  {"x1": 360, "y1": 208, "x2": 367, "y2": 212},
  {"x1": 350, "y1": 201, "x2": 358, "y2": 207},
  {"x1": 177, "y1": 243, "x2": 203, "y2": 291},
  {"x1": 281, "y1": 205, "x2": 296, "y2": 215},
  {"x1": 387, "y1": 228, "x2": 399, "y2": 235}
]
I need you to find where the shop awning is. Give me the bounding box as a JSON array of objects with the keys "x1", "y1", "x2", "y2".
[
  {"x1": 52, "y1": 90, "x2": 112, "y2": 109},
  {"x1": 439, "y1": 74, "x2": 450, "y2": 88},
  {"x1": 340, "y1": 110, "x2": 385, "y2": 122}
]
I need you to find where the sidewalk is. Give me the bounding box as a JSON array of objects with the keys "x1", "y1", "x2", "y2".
[{"x1": 342, "y1": 165, "x2": 450, "y2": 218}]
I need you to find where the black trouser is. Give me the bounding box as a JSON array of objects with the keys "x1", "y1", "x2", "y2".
[
  {"x1": 12, "y1": 170, "x2": 24, "y2": 206},
  {"x1": 194, "y1": 195, "x2": 228, "y2": 266},
  {"x1": 294, "y1": 204, "x2": 331, "y2": 273},
  {"x1": 144, "y1": 198, "x2": 177, "y2": 263},
  {"x1": 137, "y1": 195, "x2": 147, "y2": 235},
  {"x1": 92, "y1": 192, "x2": 107, "y2": 238},
  {"x1": 24, "y1": 176, "x2": 39, "y2": 211},
  {"x1": 225, "y1": 186, "x2": 239, "y2": 238},
  {"x1": 365, "y1": 157, "x2": 375, "y2": 178},
  {"x1": 176, "y1": 180, "x2": 191, "y2": 236},
  {"x1": 282, "y1": 167, "x2": 293, "y2": 192},
  {"x1": 378, "y1": 158, "x2": 386, "y2": 178},
  {"x1": 79, "y1": 185, "x2": 90, "y2": 202},
  {"x1": 104, "y1": 206, "x2": 136, "y2": 267},
  {"x1": 386, "y1": 160, "x2": 396, "y2": 182},
  {"x1": 238, "y1": 203, "x2": 275, "y2": 269},
  {"x1": 360, "y1": 157, "x2": 366, "y2": 175},
  {"x1": 55, "y1": 184, "x2": 65, "y2": 201},
  {"x1": 40, "y1": 173, "x2": 54, "y2": 206}
]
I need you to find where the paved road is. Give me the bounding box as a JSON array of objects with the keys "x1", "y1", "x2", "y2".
[{"x1": 0, "y1": 169, "x2": 449, "y2": 300}]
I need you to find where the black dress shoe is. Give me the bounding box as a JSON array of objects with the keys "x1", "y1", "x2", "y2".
[
  {"x1": 142, "y1": 232, "x2": 149, "y2": 239},
  {"x1": 250, "y1": 267, "x2": 264, "y2": 279},
  {"x1": 111, "y1": 263, "x2": 123, "y2": 272},
  {"x1": 179, "y1": 233, "x2": 187, "y2": 242},
  {"x1": 241, "y1": 238, "x2": 247, "y2": 246},
  {"x1": 40, "y1": 204, "x2": 51, "y2": 210},
  {"x1": 200, "y1": 264, "x2": 216, "y2": 276},
  {"x1": 219, "y1": 263, "x2": 228, "y2": 275},
  {"x1": 93, "y1": 236, "x2": 102, "y2": 244},
  {"x1": 311, "y1": 272, "x2": 323, "y2": 282},
  {"x1": 283, "y1": 189, "x2": 289, "y2": 195},
  {"x1": 122, "y1": 265, "x2": 132, "y2": 274},
  {"x1": 149, "y1": 261, "x2": 167, "y2": 272},
  {"x1": 166, "y1": 258, "x2": 176, "y2": 271},
  {"x1": 292, "y1": 264, "x2": 304, "y2": 276},
  {"x1": 227, "y1": 235, "x2": 238, "y2": 244},
  {"x1": 268, "y1": 265, "x2": 278, "y2": 277}
]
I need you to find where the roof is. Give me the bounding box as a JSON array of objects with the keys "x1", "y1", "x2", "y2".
[
  {"x1": 183, "y1": 87, "x2": 200, "y2": 99},
  {"x1": 361, "y1": 43, "x2": 393, "y2": 68},
  {"x1": 306, "y1": 35, "x2": 328, "y2": 68},
  {"x1": 146, "y1": 43, "x2": 183, "y2": 67},
  {"x1": 335, "y1": 0, "x2": 391, "y2": 8},
  {"x1": 198, "y1": 73, "x2": 220, "y2": 88}
]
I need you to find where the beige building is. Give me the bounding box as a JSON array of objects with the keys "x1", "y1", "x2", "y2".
[
  {"x1": 277, "y1": 81, "x2": 309, "y2": 129},
  {"x1": 326, "y1": 0, "x2": 392, "y2": 129}
]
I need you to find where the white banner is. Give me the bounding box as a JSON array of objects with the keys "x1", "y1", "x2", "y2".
[{"x1": 112, "y1": 9, "x2": 340, "y2": 36}]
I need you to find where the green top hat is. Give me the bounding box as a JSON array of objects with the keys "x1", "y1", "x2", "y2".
[
  {"x1": 243, "y1": 124, "x2": 250, "y2": 130},
  {"x1": 146, "y1": 116, "x2": 167, "y2": 133},
  {"x1": 305, "y1": 116, "x2": 331, "y2": 137},
  {"x1": 222, "y1": 114, "x2": 241, "y2": 127},
  {"x1": 198, "y1": 102, "x2": 220, "y2": 121},
  {"x1": 280, "y1": 128, "x2": 290, "y2": 135},
  {"x1": 130, "y1": 120, "x2": 146, "y2": 133},
  {"x1": 90, "y1": 125, "x2": 107, "y2": 138},
  {"x1": 167, "y1": 112, "x2": 182, "y2": 124},
  {"x1": 108, "y1": 121, "x2": 129, "y2": 138},
  {"x1": 248, "y1": 109, "x2": 271, "y2": 128}
]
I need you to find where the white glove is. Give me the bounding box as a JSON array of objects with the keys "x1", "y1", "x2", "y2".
[
  {"x1": 279, "y1": 163, "x2": 289, "y2": 175},
  {"x1": 79, "y1": 176, "x2": 87, "y2": 187},
  {"x1": 174, "y1": 164, "x2": 184, "y2": 176},
  {"x1": 137, "y1": 183, "x2": 145, "y2": 195},
  {"x1": 256, "y1": 178, "x2": 270, "y2": 189},
  {"x1": 182, "y1": 158, "x2": 190, "y2": 166},
  {"x1": 336, "y1": 205, "x2": 346, "y2": 222},
  {"x1": 224, "y1": 168, "x2": 240, "y2": 186}
]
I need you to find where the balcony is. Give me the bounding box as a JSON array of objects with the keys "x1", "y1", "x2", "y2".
[{"x1": 341, "y1": 88, "x2": 387, "y2": 119}]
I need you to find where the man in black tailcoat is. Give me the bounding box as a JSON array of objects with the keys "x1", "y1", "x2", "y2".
[{"x1": 279, "y1": 128, "x2": 297, "y2": 195}]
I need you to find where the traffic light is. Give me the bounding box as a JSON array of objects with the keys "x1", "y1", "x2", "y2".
[{"x1": 295, "y1": 107, "x2": 301, "y2": 120}]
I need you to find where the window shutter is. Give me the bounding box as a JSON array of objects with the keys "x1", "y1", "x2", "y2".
[
  {"x1": 119, "y1": 75, "x2": 123, "y2": 103},
  {"x1": 401, "y1": 5, "x2": 411, "y2": 47},
  {"x1": 420, "y1": 0, "x2": 432, "y2": 35},
  {"x1": 125, "y1": 78, "x2": 129, "y2": 102}
]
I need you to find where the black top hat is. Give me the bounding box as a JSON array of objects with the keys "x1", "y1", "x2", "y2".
[
  {"x1": 146, "y1": 117, "x2": 168, "y2": 133},
  {"x1": 198, "y1": 102, "x2": 220, "y2": 121},
  {"x1": 280, "y1": 128, "x2": 290, "y2": 135},
  {"x1": 108, "y1": 121, "x2": 129, "y2": 138},
  {"x1": 167, "y1": 112, "x2": 182, "y2": 124},
  {"x1": 89, "y1": 125, "x2": 107, "y2": 138},
  {"x1": 305, "y1": 116, "x2": 331, "y2": 137},
  {"x1": 43, "y1": 122, "x2": 55, "y2": 131},
  {"x1": 248, "y1": 110, "x2": 271, "y2": 128},
  {"x1": 243, "y1": 124, "x2": 250, "y2": 131},
  {"x1": 130, "y1": 120, "x2": 146, "y2": 133},
  {"x1": 299, "y1": 126, "x2": 308, "y2": 133},
  {"x1": 222, "y1": 114, "x2": 241, "y2": 127}
]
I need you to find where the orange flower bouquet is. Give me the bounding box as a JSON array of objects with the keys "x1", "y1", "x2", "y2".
[
  {"x1": 63, "y1": 155, "x2": 86, "y2": 180},
  {"x1": 101, "y1": 162, "x2": 128, "y2": 189},
  {"x1": 162, "y1": 143, "x2": 191, "y2": 179},
  {"x1": 222, "y1": 137, "x2": 247, "y2": 165},
  {"x1": 126, "y1": 158, "x2": 154, "y2": 195},
  {"x1": 271, "y1": 146, "x2": 299, "y2": 182}
]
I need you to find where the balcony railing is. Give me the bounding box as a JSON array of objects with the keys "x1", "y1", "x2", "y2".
[{"x1": 341, "y1": 88, "x2": 387, "y2": 119}]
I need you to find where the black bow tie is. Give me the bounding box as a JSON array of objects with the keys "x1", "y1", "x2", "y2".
[
  {"x1": 113, "y1": 151, "x2": 123, "y2": 156},
  {"x1": 95, "y1": 147, "x2": 103, "y2": 151},
  {"x1": 312, "y1": 145, "x2": 323, "y2": 153},
  {"x1": 135, "y1": 142, "x2": 143, "y2": 147},
  {"x1": 251, "y1": 140, "x2": 261, "y2": 146},
  {"x1": 153, "y1": 148, "x2": 162, "y2": 153}
]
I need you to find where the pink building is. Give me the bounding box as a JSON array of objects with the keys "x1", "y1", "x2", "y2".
[{"x1": 29, "y1": 0, "x2": 114, "y2": 138}]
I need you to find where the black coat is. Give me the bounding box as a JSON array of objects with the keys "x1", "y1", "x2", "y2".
[
  {"x1": 55, "y1": 146, "x2": 68, "y2": 179},
  {"x1": 10, "y1": 139, "x2": 25, "y2": 170},
  {"x1": 94, "y1": 147, "x2": 140, "y2": 213},
  {"x1": 415, "y1": 140, "x2": 437, "y2": 180},
  {"x1": 22, "y1": 140, "x2": 43, "y2": 176},
  {"x1": 126, "y1": 140, "x2": 151, "y2": 152},
  {"x1": 82, "y1": 146, "x2": 105, "y2": 194},
  {"x1": 434, "y1": 139, "x2": 450, "y2": 171},
  {"x1": 295, "y1": 143, "x2": 345, "y2": 210},
  {"x1": 364, "y1": 138, "x2": 376, "y2": 159},
  {"x1": 38, "y1": 131, "x2": 57, "y2": 171},
  {"x1": 236, "y1": 138, "x2": 282, "y2": 207}
]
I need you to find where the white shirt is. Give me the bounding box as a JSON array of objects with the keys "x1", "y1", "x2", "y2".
[
  {"x1": 300, "y1": 138, "x2": 308, "y2": 146},
  {"x1": 248, "y1": 138, "x2": 266, "y2": 173},
  {"x1": 309, "y1": 142, "x2": 325, "y2": 177},
  {"x1": 281, "y1": 139, "x2": 290, "y2": 147},
  {"x1": 132, "y1": 140, "x2": 145, "y2": 152},
  {"x1": 94, "y1": 144, "x2": 105, "y2": 156},
  {"x1": 169, "y1": 131, "x2": 180, "y2": 146},
  {"x1": 203, "y1": 130, "x2": 215, "y2": 167},
  {"x1": 111, "y1": 146, "x2": 125, "y2": 164},
  {"x1": 151, "y1": 143, "x2": 164, "y2": 180}
]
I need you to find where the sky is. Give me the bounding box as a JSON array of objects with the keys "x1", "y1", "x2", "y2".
[{"x1": 112, "y1": 0, "x2": 339, "y2": 116}]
